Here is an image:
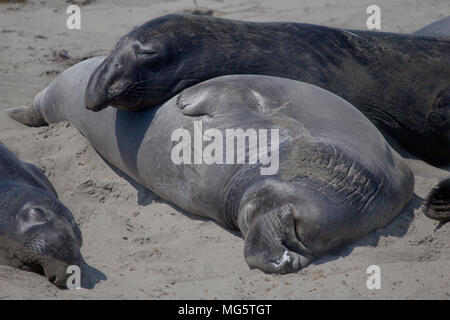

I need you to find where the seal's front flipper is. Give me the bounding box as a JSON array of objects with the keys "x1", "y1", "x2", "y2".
[
  {"x1": 6, "y1": 105, "x2": 48, "y2": 127},
  {"x1": 176, "y1": 88, "x2": 212, "y2": 117},
  {"x1": 243, "y1": 204, "x2": 312, "y2": 274},
  {"x1": 423, "y1": 177, "x2": 450, "y2": 222},
  {"x1": 176, "y1": 81, "x2": 258, "y2": 117}
]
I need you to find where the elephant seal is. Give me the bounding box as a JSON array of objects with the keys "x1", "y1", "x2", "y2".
[
  {"x1": 423, "y1": 177, "x2": 450, "y2": 222},
  {"x1": 0, "y1": 142, "x2": 82, "y2": 287},
  {"x1": 84, "y1": 14, "x2": 450, "y2": 166},
  {"x1": 7, "y1": 57, "x2": 423, "y2": 273},
  {"x1": 415, "y1": 16, "x2": 450, "y2": 37}
]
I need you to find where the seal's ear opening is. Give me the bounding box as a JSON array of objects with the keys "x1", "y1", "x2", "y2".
[{"x1": 423, "y1": 177, "x2": 450, "y2": 221}]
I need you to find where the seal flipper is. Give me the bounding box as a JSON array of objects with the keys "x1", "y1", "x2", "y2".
[
  {"x1": 177, "y1": 81, "x2": 260, "y2": 117},
  {"x1": 423, "y1": 177, "x2": 450, "y2": 222},
  {"x1": 243, "y1": 204, "x2": 312, "y2": 274},
  {"x1": 176, "y1": 89, "x2": 212, "y2": 117},
  {"x1": 6, "y1": 105, "x2": 48, "y2": 127}
]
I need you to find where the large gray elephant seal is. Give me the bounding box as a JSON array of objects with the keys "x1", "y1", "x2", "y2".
[
  {"x1": 83, "y1": 14, "x2": 450, "y2": 166},
  {"x1": 7, "y1": 57, "x2": 428, "y2": 273},
  {"x1": 0, "y1": 142, "x2": 82, "y2": 287}
]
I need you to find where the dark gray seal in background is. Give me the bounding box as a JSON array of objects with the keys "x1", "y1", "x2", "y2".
[
  {"x1": 415, "y1": 16, "x2": 450, "y2": 37},
  {"x1": 7, "y1": 57, "x2": 428, "y2": 273},
  {"x1": 415, "y1": 16, "x2": 450, "y2": 218},
  {"x1": 83, "y1": 14, "x2": 450, "y2": 166},
  {"x1": 0, "y1": 142, "x2": 83, "y2": 287}
]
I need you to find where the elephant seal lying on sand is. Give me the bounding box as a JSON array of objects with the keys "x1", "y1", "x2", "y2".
[
  {"x1": 83, "y1": 14, "x2": 450, "y2": 166},
  {"x1": 0, "y1": 142, "x2": 82, "y2": 287},
  {"x1": 8, "y1": 57, "x2": 448, "y2": 273}
]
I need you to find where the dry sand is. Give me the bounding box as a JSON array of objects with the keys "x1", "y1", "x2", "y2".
[{"x1": 0, "y1": 0, "x2": 449, "y2": 299}]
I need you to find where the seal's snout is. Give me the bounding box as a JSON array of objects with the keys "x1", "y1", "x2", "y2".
[
  {"x1": 85, "y1": 58, "x2": 112, "y2": 112},
  {"x1": 85, "y1": 77, "x2": 109, "y2": 112},
  {"x1": 25, "y1": 218, "x2": 83, "y2": 288}
]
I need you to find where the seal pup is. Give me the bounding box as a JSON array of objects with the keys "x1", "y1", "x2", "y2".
[
  {"x1": 0, "y1": 142, "x2": 83, "y2": 287},
  {"x1": 7, "y1": 57, "x2": 425, "y2": 273},
  {"x1": 84, "y1": 14, "x2": 450, "y2": 166}
]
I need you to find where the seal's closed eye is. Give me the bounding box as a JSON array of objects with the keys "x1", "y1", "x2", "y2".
[
  {"x1": 28, "y1": 207, "x2": 49, "y2": 223},
  {"x1": 136, "y1": 50, "x2": 158, "y2": 57}
]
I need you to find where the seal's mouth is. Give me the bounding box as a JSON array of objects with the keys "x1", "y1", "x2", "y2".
[
  {"x1": 85, "y1": 56, "x2": 114, "y2": 112},
  {"x1": 41, "y1": 258, "x2": 80, "y2": 288},
  {"x1": 1, "y1": 235, "x2": 82, "y2": 288},
  {"x1": 25, "y1": 250, "x2": 82, "y2": 288},
  {"x1": 21, "y1": 222, "x2": 83, "y2": 288},
  {"x1": 85, "y1": 80, "x2": 149, "y2": 112},
  {"x1": 22, "y1": 257, "x2": 75, "y2": 288}
]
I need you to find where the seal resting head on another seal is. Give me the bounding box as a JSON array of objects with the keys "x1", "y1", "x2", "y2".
[
  {"x1": 10, "y1": 57, "x2": 442, "y2": 273},
  {"x1": 84, "y1": 14, "x2": 450, "y2": 166}
]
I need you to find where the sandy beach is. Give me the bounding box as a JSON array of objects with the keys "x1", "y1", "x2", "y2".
[{"x1": 0, "y1": 0, "x2": 449, "y2": 299}]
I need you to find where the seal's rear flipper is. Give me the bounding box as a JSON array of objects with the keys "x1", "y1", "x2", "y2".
[
  {"x1": 6, "y1": 105, "x2": 48, "y2": 127},
  {"x1": 423, "y1": 178, "x2": 450, "y2": 222}
]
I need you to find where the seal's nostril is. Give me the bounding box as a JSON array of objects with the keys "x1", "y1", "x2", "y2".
[{"x1": 114, "y1": 63, "x2": 120, "y2": 68}]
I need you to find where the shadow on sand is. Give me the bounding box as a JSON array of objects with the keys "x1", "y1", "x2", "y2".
[{"x1": 79, "y1": 257, "x2": 107, "y2": 289}]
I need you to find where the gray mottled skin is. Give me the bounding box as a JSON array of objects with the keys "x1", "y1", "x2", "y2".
[
  {"x1": 84, "y1": 14, "x2": 450, "y2": 166},
  {"x1": 8, "y1": 57, "x2": 415, "y2": 273},
  {"x1": 0, "y1": 142, "x2": 82, "y2": 287}
]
